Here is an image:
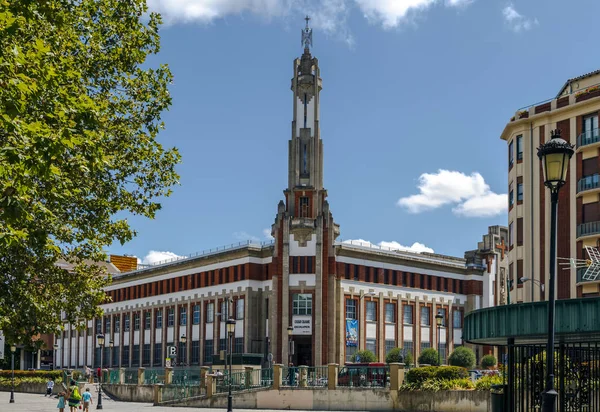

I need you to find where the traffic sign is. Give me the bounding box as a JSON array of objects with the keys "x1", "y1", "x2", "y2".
[{"x1": 167, "y1": 345, "x2": 177, "y2": 358}]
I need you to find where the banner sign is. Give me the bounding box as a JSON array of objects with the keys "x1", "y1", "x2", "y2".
[
  {"x1": 292, "y1": 315, "x2": 312, "y2": 335},
  {"x1": 346, "y1": 319, "x2": 358, "y2": 347}
]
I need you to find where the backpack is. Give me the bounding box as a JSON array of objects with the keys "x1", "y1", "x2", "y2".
[{"x1": 70, "y1": 386, "x2": 81, "y2": 401}]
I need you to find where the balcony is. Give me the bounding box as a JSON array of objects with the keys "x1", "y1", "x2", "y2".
[
  {"x1": 577, "y1": 221, "x2": 600, "y2": 239},
  {"x1": 577, "y1": 128, "x2": 600, "y2": 149},
  {"x1": 577, "y1": 174, "x2": 600, "y2": 193}
]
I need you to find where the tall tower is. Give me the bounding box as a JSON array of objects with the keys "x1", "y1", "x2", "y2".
[{"x1": 270, "y1": 17, "x2": 340, "y2": 367}]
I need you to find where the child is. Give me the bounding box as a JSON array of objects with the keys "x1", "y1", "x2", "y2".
[
  {"x1": 57, "y1": 391, "x2": 66, "y2": 412},
  {"x1": 46, "y1": 378, "x2": 55, "y2": 396},
  {"x1": 81, "y1": 388, "x2": 93, "y2": 412}
]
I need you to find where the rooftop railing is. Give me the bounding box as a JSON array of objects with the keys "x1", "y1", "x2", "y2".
[
  {"x1": 577, "y1": 128, "x2": 600, "y2": 148},
  {"x1": 577, "y1": 220, "x2": 600, "y2": 238}
]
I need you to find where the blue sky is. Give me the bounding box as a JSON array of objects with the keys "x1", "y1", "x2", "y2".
[{"x1": 108, "y1": 0, "x2": 600, "y2": 264}]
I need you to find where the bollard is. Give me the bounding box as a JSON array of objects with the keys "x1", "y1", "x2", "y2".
[
  {"x1": 119, "y1": 368, "x2": 126, "y2": 384},
  {"x1": 138, "y1": 367, "x2": 146, "y2": 385},
  {"x1": 244, "y1": 367, "x2": 253, "y2": 389},
  {"x1": 165, "y1": 367, "x2": 173, "y2": 385},
  {"x1": 273, "y1": 364, "x2": 283, "y2": 390},
  {"x1": 299, "y1": 366, "x2": 308, "y2": 387},
  {"x1": 206, "y1": 374, "x2": 215, "y2": 398},
  {"x1": 328, "y1": 363, "x2": 338, "y2": 390}
]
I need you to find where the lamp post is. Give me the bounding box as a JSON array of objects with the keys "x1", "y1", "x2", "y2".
[
  {"x1": 180, "y1": 334, "x2": 186, "y2": 366},
  {"x1": 9, "y1": 345, "x2": 16, "y2": 403},
  {"x1": 53, "y1": 343, "x2": 59, "y2": 370},
  {"x1": 287, "y1": 326, "x2": 294, "y2": 366},
  {"x1": 520, "y1": 277, "x2": 545, "y2": 293},
  {"x1": 96, "y1": 334, "x2": 105, "y2": 410},
  {"x1": 537, "y1": 129, "x2": 574, "y2": 412},
  {"x1": 226, "y1": 318, "x2": 236, "y2": 412},
  {"x1": 435, "y1": 311, "x2": 444, "y2": 366}
]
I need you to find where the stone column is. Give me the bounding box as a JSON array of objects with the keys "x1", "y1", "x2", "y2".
[
  {"x1": 200, "y1": 366, "x2": 210, "y2": 388},
  {"x1": 138, "y1": 367, "x2": 146, "y2": 385},
  {"x1": 153, "y1": 384, "x2": 162, "y2": 406},
  {"x1": 414, "y1": 297, "x2": 421, "y2": 360},
  {"x1": 150, "y1": 308, "x2": 155, "y2": 367},
  {"x1": 389, "y1": 363, "x2": 405, "y2": 391},
  {"x1": 273, "y1": 364, "x2": 283, "y2": 390},
  {"x1": 359, "y1": 292, "x2": 366, "y2": 350},
  {"x1": 165, "y1": 367, "x2": 173, "y2": 385},
  {"x1": 378, "y1": 293, "x2": 384, "y2": 361},
  {"x1": 244, "y1": 366, "x2": 253, "y2": 389},
  {"x1": 432, "y1": 299, "x2": 438, "y2": 352},
  {"x1": 119, "y1": 367, "x2": 126, "y2": 384},
  {"x1": 298, "y1": 365, "x2": 308, "y2": 387},
  {"x1": 327, "y1": 363, "x2": 338, "y2": 390}
]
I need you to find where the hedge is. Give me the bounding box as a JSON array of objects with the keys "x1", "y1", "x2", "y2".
[
  {"x1": 0, "y1": 370, "x2": 62, "y2": 380},
  {"x1": 405, "y1": 366, "x2": 469, "y2": 384}
]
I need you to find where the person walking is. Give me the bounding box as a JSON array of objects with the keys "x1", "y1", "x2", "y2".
[
  {"x1": 46, "y1": 378, "x2": 55, "y2": 396},
  {"x1": 81, "y1": 388, "x2": 93, "y2": 412},
  {"x1": 67, "y1": 380, "x2": 81, "y2": 412},
  {"x1": 56, "y1": 391, "x2": 66, "y2": 412}
]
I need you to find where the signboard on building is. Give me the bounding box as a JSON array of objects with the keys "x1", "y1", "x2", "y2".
[
  {"x1": 0, "y1": 331, "x2": 4, "y2": 360},
  {"x1": 345, "y1": 319, "x2": 358, "y2": 347},
  {"x1": 292, "y1": 315, "x2": 312, "y2": 335}
]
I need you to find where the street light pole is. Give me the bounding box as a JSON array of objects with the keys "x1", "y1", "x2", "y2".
[
  {"x1": 53, "y1": 343, "x2": 59, "y2": 370},
  {"x1": 96, "y1": 334, "x2": 105, "y2": 410},
  {"x1": 520, "y1": 277, "x2": 545, "y2": 293},
  {"x1": 435, "y1": 312, "x2": 443, "y2": 366},
  {"x1": 537, "y1": 129, "x2": 574, "y2": 412},
  {"x1": 226, "y1": 318, "x2": 236, "y2": 412},
  {"x1": 9, "y1": 345, "x2": 16, "y2": 403}
]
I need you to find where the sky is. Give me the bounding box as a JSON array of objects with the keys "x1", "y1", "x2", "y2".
[{"x1": 108, "y1": 0, "x2": 600, "y2": 265}]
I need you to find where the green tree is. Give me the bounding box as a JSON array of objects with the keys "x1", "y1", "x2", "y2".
[
  {"x1": 0, "y1": 0, "x2": 180, "y2": 346},
  {"x1": 350, "y1": 350, "x2": 377, "y2": 363},
  {"x1": 448, "y1": 347, "x2": 476, "y2": 369},
  {"x1": 418, "y1": 348, "x2": 440, "y2": 366},
  {"x1": 404, "y1": 351, "x2": 414, "y2": 367},
  {"x1": 481, "y1": 355, "x2": 497, "y2": 369},
  {"x1": 385, "y1": 347, "x2": 404, "y2": 364}
]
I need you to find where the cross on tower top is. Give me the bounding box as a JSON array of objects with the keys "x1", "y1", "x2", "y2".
[
  {"x1": 496, "y1": 239, "x2": 507, "y2": 260},
  {"x1": 301, "y1": 16, "x2": 313, "y2": 50},
  {"x1": 305, "y1": 15, "x2": 310, "y2": 27}
]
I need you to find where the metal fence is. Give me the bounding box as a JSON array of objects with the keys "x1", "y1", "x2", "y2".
[
  {"x1": 124, "y1": 368, "x2": 138, "y2": 384},
  {"x1": 507, "y1": 342, "x2": 600, "y2": 412},
  {"x1": 108, "y1": 369, "x2": 120, "y2": 384},
  {"x1": 144, "y1": 367, "x2": 166, "y2": 384},
  {"x1": 172, "y1": 368, "x2": 201, "y2": 386}
]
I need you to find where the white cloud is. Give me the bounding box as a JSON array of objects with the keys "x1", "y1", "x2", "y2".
[
  {"x1": 233, "y1": 231, "x2": 261, "y2": 242},
  {"x1": 502, "y1": 4, "x2": 538, "y2": 33},
  {"x1": 344, "y1": 239, "x2": 434, "y2": 254},
  {"x1": 147, "y1": 0, "x2": 475, "y2": 35},
  {"x1": 141, "y1": 250, "x2": 184, "y2": 265},
  {"x1": 397, "y1": 169, "x2": 507, "y2": 217},
  {"x1": 263, "y1": 228, "x2": 274, "y2": 240}
]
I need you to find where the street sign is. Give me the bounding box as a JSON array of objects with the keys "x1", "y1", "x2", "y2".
[
  {"x1": 267, "y1": 353, "x2": 273, "y2": 362},
  {"x1": 167, "y1": 345, "x2": 177, "y2": 358}
]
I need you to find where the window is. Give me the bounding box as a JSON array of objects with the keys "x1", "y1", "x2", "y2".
[
  {"x1": 437, "y1": 308, "x2": 447, "y2": 326},
  {"x1": 403, "y1": 343, "x2": 414, "y2": 360},
  {"x1": 509, "y1": 186, "x2": 514, "y2": 208},
  {"x1": 132, "y1": 345, "x2": 140, "y2": 366},
  {"x1": 144, "y1": 312, "x2": 151, "y2": 330},
  {"x1": 420, "y1": 306, "x2": 430, "y2": 326},
  {"x1": 180, "y1": 307, "x2": 187, "y2": 326},
  {"x1": 509, "y1": 222, "x2": 514, "y2": 247},
  {"x1": 220, "y1": 300, "x2": 229, "y2": 320},
  {"x1": 403, "y1": 305, "x2": 413, "y2": 325},
  {"x1": 453, "y1": 310, "x2": 462, "y2": 328},
  {"x1": 516, "y1": 135, "x2": 523, "y2": 161},
  {"x1": 366, "y1": 301, "x2": 376, "y2": 321},
  {"x1": 517, "y1": 183, "x2": 523, "y2": 202},
  {"x1": 191, "y1": 341, "x2": 200, "y2": 365},
  {"x1": 204, "y1": 340, "x2": 214, "y2": 363},
  {"x1": 133, "y1": 313, "x2": 140, "y2": 331},
  {"x1": 583, "y1": 114, "x2": 599, "y2": 144},
  {"x1": 509, "y1": 140, "x2": 514, "y2": 167},
  {"x1": 167, "y1": 308, "x2": 174, "y2": 327},
  {"x1": 114, "y1": 317, "x2": 120, "y2": 333},
  {"x1": 193, "y1": 305, "x2": 200, "y2": 325},
  {"x1": 124, "y1": 314, "x2": 130, "y2": 332},
  {"x1": 299, "y1": 196, "x2": 309, "y2": 218},
  {"x1": 104, "y1": 317, "x2": 111, "y2": 334},
  {"x1": 385, "y1": 340, "x2": 396, "y2": 356},
  {"x1": 156, "y1": 310, "x2": 163, "y2": 329},
  {"x1": 420, "y1": 341, "x2": 431, "y2": 351},
  {"x1": 143, "y1": 344, "x2": 151, "y2": 366},
  {"x1": 366, "y1": 339, "x2": 377, "y2": 356},
  {"x1": 154, "y1": 345, "x2": 162, "y2": 366},
  {"x1": 292, "y1": 294, "x2": 312, "y2": 315},
  {"x1": 112, "y1": 346, "x2": 119, "y2": 367},
  {"x1": 95, "y1": 319, "x2": 102, "y2": 334},
  {"x1": 517, "y1": 218, "x2": 523, "y2": 246},
  {"x1": 234, "y1": 338, "x2": 244, "y2": 353},
  {"x1": 236, "y1": 299, "x2": 244, "y2": 320},
  {"x1": 345, "y1": 299, "x2": 357, "y2": 320},
  {"x1": 219, "y1": 338, "x2": 227, "y2": 352},
  {"x1": 122, "y1": 345, "x2": 130, "y2": 367},
  {"x1": 179, "y1": 341, "x2": 186, "y2": 364},
  {"x1": 385, "y1": 303, "x2": 395, "y2": 323},
  {"x1": 207, "y1": 303, "x2": 214, "y2": 323},
  {"x1": 439, "y1": 344, "x2": 447, "y2": 364}
]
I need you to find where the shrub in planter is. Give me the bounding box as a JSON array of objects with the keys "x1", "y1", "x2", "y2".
[
  {"x1": 418, "y1": 348, "x2": 440, "y2": 366},
  {"x1": 474, "y1": 374, "x2": 503, "y2": 390},
  {"x1": 481, "y1": 355, "x2": 497, "y2": 369},
  {"x1": 350, "y1": 349, "x2": 377, "y2": 363},
  {"x1": 434, "y1": 366, "x2": 468, "y2": 380},
  {"x1": 448, "y1": 346, "x2": 476, "y2": 369},
  {"x1": 405, "y1": 366, "x2": 437, "y2": 384},
  {"x1": 404, "y1": 351, "x2": 414, "y2": 367},
  {"x1": 0, "y1": 370, "x2": 62, "y2": 380}
]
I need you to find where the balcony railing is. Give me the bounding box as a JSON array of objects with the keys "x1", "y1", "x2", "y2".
[
  {"x1": 577, "y1": 174, "x2": 600, "y2": 193},
  {"x1": 577, "y1": 221, "x2": 600, "y2": 238},
  {"x1": 577, "y1": 267, "x2": 600, "y2": 283},
  {"x1": 577, "y1": 128, "x2": 600, "y2": 148}
]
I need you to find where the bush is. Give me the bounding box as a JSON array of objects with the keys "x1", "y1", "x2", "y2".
[
  {"x1": 0, "y1": 370, "x2": 62, "y2": 380},
  {"x1": 406, "y1": 365, "x2": 469, "y2": 385},
  {"x1": 418, "y1": 348, "x2": 440, "y2": 366},
  {"x1": 448, "y1": 347, "x2": 476, "y2": 369},
  {"x1": 405, "y1": 366, "x2": 437, "y2": 384},
  {"x1": 404, "y1": 351, "x2": 414, "y2": 367},
  {"x1": 400, "y1": 378, "x2": 475, "y2": 392},
  {"x1": 350, "y1": 349, "x2": 377, "y2": 363},
  {"x1": 434, "y1": 366, "x2": 468, "y2": 380},
  {"x1": 386, "y1": 348, "x2": 404, "y2": 364},
  {"x1": 474, "y1": 374, "x2": 503, "y2": 391},
  {"x1": 481, "y1": 355, "x2": 497, "y2": 369}
]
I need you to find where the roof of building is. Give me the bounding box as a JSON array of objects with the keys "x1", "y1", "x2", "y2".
[
  {"x1": 556, "y1": 68, "x2": 600, "y2": 97},
  {"x1": 55, "y1": 258, "x2": 121, "y2": 275}
]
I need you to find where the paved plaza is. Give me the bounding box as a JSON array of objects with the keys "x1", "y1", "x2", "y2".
[{"x1": 3, "y1": 392, "x2": 360, "y2": 412}]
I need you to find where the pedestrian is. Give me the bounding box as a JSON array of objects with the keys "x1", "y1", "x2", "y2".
[
  {"x1": 85, "y1": 366, "x2": 91, "y2": 382},
  {"x1": 67, "y1": 380, "x2": 81, "y2": 412},
  {"x1": 81, "y1": 388, "x2": 93, "y2": 412},
  {"x1": 57, "y1": 391, "x2": 66, "y2": 412},
  {"x1": 96, "y1": 367, "x2": 101, "y2": 382},
  {"x1": 46, "y1": 378, "x2": 55, "y2": 396}
]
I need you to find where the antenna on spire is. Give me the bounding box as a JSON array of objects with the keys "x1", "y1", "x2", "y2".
[{"x1": 301, "y1": 15, "x2": 313, "y2": 50}]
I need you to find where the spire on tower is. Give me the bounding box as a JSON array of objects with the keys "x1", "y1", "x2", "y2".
[{"x1": 301, "y1": 15, "x2": 313, "y2": 50}]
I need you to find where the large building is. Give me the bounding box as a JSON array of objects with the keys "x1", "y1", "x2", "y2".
[
  {"x1": 55, "y1": 22, "x2": 503, "y2": 371},
  {"x1": 501, "y1": 69, "x2": 600, "y2": 303}
]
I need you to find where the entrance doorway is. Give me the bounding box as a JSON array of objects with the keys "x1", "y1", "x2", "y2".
[{"x1": 291, "y1": 335, "x2": 312, "y2": 366}]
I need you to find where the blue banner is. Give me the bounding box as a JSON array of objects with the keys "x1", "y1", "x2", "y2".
[{"x1": 346, "y1": 319, "x2": 358, "y2": 347}]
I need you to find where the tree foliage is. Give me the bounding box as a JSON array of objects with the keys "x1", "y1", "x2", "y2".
[
  {"x1": 0, "y1": 0, "x2": 180, "y2": 346},
  {"x1": 385, "y1": 347, "x2": 404, "y2": 364},
  {"x1": 350, "y1": 350, "x2": 377, "y2": 363},
  {"x1": 448, "y1": 346, "x2": 476, "y2": 369},
  {"x1": 481, "y1": 354, "x2": 497, "y2": 369},
  {"x1": 418, "y1": 348, "x2": 440, "y2": 366}
]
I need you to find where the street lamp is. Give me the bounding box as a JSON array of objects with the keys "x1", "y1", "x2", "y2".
[
  {"x1": 96, "y1": 334, "x2": 105, "y2": 410},
  {"x1": 435, "y1": 311, "x2": 444, "y2": 366},
  {"x1": 537, "y1": 128, "x2": 574, "y2": 412},
  {"x1": 180, "y1": 334, "x2": 186, "y2": 366},
  {"x1": 520, "y1": 277, "x2": 545, "y2": 293},
  {"x1": 53, "y1": 343, "x2": 59, "y2": 370},
  {"x1": 9, "y1": 345, "x2": 16, "y2": 403},
  {"x1": 226, "y1": 318, "x2": 236, "y2": 412}
]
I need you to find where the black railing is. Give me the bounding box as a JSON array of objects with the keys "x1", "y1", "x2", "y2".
[
  {"x1": 507, "y1": 342, "x2": 600, "y2": 411},
  {"x1": 577, "y1": 128, "x2": 600, "y2": 148},
  {"x1": 577, "y1": 174, "x2": 600, "y2": 193},
  {"x1": 577, "y1": 221, "x2": 600, "y2": 238}
]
